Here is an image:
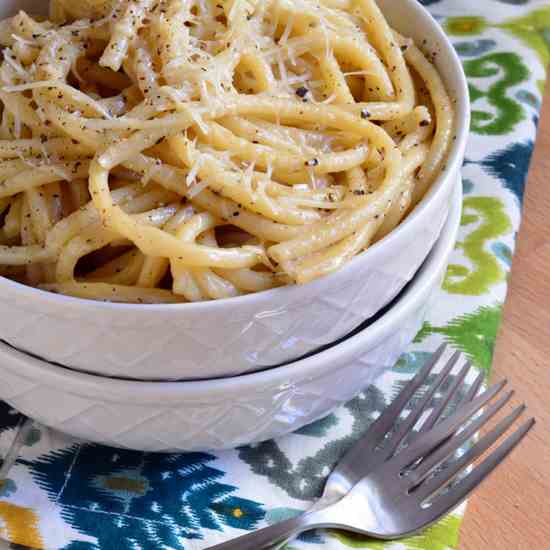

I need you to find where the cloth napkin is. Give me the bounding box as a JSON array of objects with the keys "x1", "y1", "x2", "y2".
[{"x1": 0, "y1": 0, "x2": 548, "y2": 548}]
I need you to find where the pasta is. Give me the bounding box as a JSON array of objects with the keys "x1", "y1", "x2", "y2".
[{"x1": 0, "y1": 0, "x2": 454, "y2": 303}]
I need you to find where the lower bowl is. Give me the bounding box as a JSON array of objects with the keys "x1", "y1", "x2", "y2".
[{"x1": 0, "y1": 184, "x2": 462, "y2": 452}]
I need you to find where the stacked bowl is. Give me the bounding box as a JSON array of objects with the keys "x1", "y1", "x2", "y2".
[{"x1": 0, "y1": 0, "x2": 469, "y2": 452}]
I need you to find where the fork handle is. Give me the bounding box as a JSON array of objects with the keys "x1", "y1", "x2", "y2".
[{"x1": 208, "y1": 511, "x2": 315, "y2": 549}]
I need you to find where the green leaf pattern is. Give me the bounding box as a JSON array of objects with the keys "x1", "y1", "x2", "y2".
[{"x1": 333, "y1": 514, "x2": 462, "y2": 549}]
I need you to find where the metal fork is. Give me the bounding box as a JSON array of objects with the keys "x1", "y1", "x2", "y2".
[
  {"x1": 209, "y1": 347, "x2": 534, "y2": 549},
  {"x1": 212, "y1": 345, "x2": 480, "y2": 549}
]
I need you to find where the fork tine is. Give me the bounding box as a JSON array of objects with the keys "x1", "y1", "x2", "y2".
[
  {"x1": 419, "y1": 418, "x2": 535, "y2": 524},
  {"x1": 381, "y1": 352, "x2": 461, "y2": 457},
  {"x1": 360, "y1": 344, "x2": 448, "y2": 450},
  {"x1": 417, "y1": 360, "x2": 472, "y2": 436},
  {"x1": 386, "y1": 379, "x2": 508, "y2": 473},
  {"x1": 464, "y1": 371, "x2": 485, "y2": 403},
  {"x1": 410, "y1": 393, "x2": 518, "y2": 499}
]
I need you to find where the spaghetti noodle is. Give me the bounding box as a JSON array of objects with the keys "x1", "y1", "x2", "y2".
[{"x1": 0, "y1": 0, "x2": 454, "y2": 303}]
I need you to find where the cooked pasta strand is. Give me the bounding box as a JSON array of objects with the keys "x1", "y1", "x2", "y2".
[{"x1": 0, "y1": 0, "x2": 454, "y2": 302}]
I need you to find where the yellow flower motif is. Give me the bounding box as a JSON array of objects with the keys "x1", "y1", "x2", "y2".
[
  {"x1": 445, "y1": 17, "x2": 488, "y2": 37},
  {"x1": 0, "y1": 501, "x2": 44, "y2": 548},
  {"x1": 233, "y1": 508, "x2": 244, "y2": 518}
]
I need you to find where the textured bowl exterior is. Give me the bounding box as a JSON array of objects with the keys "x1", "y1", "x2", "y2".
[
  {"x1": 0, "y1": 0, "x2": 470, "y2": 380},
  {"x1": 0, "y1": 185, "x2": 462, "y2": 452}
]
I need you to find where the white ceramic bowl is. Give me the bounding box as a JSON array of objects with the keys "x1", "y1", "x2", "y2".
[
  {"x1": 0, "y1": 0, "x2": 470, "y2": 380},
  {"x1": 0, "y1": 183, "x2": 462, "y2": 452}
]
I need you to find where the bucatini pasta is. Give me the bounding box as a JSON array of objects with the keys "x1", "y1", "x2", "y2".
[{"x1": 0, "y1": 0, "x2": 454, "y2": 303}]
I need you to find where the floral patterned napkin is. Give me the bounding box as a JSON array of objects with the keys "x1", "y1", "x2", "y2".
[{"x1": 0, "y1": 0, "x2": 548, "y2": 548}]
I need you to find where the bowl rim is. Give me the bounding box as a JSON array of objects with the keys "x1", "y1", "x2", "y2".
[
  {"x1": 0, "y1": 181, "x2": 463, "y2": 401},
  {"x1": 0, "y1": 0, "x2": 470, "y2": 313}
]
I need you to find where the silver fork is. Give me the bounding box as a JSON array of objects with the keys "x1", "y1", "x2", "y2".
[
  {"x1": 210, "y1": 348, "x2": 534, "y2": 549},
  {"x1": 213, "y1": 345, "x2": 480, "y2": 550},
  {"x1": 310, "y1": 345, "x2": 483, "y2": 505}
]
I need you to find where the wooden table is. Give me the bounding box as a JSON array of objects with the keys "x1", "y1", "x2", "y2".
[{"x1": 460, "y1": 90, "x2": 550, "y2": 547}]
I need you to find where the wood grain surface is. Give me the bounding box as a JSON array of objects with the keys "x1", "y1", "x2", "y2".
[{"x1": 459, "y1": 90, "x2": 550, "y2": 547}]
